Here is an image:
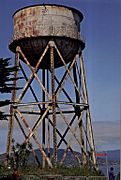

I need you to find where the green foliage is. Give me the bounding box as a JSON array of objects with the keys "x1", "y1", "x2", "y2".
[
  {"x1": 0, "y1": 58, "x2": 18, "y2": 93},
  {"x1": 0, "y1": 163, "x2": 103, "y2": 177},
  {"x1": 19, "y1": 165, "x2": 102, "y2": 176},
  {"x1": 0, "y1": 163, "x2": 12, "y2": 178},
  {"x1": 0, "y1": 57, "x2": 20, "y2": 120},
  {"x1": 8, "y1": 139, "x2": 32, "y2": 170}
]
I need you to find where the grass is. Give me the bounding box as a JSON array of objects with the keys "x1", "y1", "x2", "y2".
[{"x1": 0, "y1": 164, "x2": 103, "y2": 177}]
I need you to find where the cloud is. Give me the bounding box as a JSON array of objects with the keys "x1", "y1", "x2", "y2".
[
  {"x1": 93, "y1": 121, "x2": 120, "y2": 151},
  {"x1": 1, "y1": 112, "x2": 120, "y2": 154}
]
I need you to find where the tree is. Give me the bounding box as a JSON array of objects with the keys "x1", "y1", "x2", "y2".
[
  {"x1": 0, "y1": 57, "x2": 20, "y2": 120},
  {"x1": 8, "y1": 139, "x2": 32, "y2": 169}
]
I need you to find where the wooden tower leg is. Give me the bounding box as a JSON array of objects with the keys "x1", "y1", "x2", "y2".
[
  {"x1": 42, "y1": 69, "x2": 46, "y2": 168},
  {"x1": 50, "y1": 41, "x2": 57, "y2": 166},
  {"x1": 73, "y1": 63, "x2": 87, "y2": 165},
  {"x1": 80, "y1": 54, "x2": 96, "y2": 166}
]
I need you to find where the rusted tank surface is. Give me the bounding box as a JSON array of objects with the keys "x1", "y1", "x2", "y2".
[{"x1": 9, "y1": 4, "x2": 85, "y2": 68}]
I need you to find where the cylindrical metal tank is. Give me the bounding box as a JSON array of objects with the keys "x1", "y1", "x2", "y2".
[{"x1": 9, "y1": 4, "x2": 85, "y2": 68}]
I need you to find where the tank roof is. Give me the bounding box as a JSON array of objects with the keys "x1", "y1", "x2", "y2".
[{"x1": 12, "y1": 4, "x2": 83, "y2": 21}]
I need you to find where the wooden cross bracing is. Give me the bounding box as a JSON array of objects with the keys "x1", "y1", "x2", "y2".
[{"x1": 6, "y1": 40, "x2": 96, "y2": 168}]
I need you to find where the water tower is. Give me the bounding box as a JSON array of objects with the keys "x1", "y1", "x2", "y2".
[{"x1": 7, "y1": 4, "x2": 96, "y2": 168}]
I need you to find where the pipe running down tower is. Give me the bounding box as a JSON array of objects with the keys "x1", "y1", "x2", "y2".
[{"x1": 7, "y1": 4, "x2": 96, "y2": 167}]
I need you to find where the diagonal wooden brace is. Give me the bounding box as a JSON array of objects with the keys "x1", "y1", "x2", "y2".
[
  {"x1": 16, "y1": 44, "x2": 50, "y2": 103},
  {"x1": 16, "y1": 108, "x2": 53, "y2": 168}
]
